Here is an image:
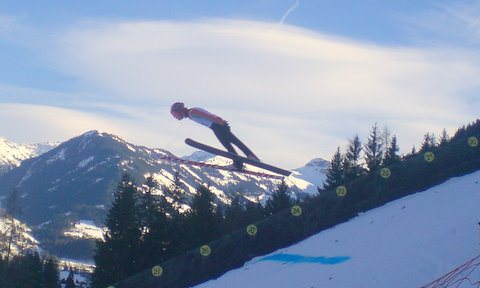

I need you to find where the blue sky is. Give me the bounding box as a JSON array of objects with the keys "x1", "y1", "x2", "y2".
[{"x1": 1, "y1": 0, "x2": 479, "y2": 168}]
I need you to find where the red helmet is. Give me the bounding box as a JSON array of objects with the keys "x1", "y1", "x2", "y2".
[{"x1": 171, "y1": 102, "x2": 185, "y2": 120}]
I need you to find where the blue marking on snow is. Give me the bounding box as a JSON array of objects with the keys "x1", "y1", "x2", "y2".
[{"x1": 260, "y1": 253, "x2": 350, "y2": 265}]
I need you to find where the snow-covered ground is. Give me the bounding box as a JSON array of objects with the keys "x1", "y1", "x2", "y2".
[
  {"x1": 59, "y1": 258, "x2": 95, "y2": 273},
  {"x1": 196, "y1": 170, "x2": 480, "y2": 288},
  {"x1": 64, "y1": 220, "x2": 106, "y2": 240},
  {"x1": 59, "y1": 269, "x2": 91, "y2": 288}
]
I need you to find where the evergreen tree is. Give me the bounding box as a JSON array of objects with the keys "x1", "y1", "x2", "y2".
[
  {"x1": 163, "y1": 171, "x2": 186, "y2": 213},
  {"x1": 43, "y1": 257, "x2": 61, "y2": 288},
  {"x1": 0, "y1": 255, "x2": 6, "y2": 288},
  {"x1": 186, "y1": 185, "x2": 218, "y2": 248},
  {"x1": 364, "y1": 123, "x2": 383, "y2": 172},
  {"x1": 265, "y1": 180, "x2": 293, "y2": 215},
  {"x1": 383, "y1": 135, "x2": 401, "y2": 166},
  {"x1": 420, "y1": 132, "x2": 437, "y2": 151},
  {"x1": 140, "y1": 175, "x2": 173, "y2": 267},
  {"x1": 244, "y1": 200, "x2": 265, "y2": 224},
  {"x1": 13, "y1": 252, "x2": 43, "y2": 288},
  {"x1": 141, "y1": 175, "x2": 159, "y2": 229},
  {"x1": 322, "y1": 147, "x2": 344, "y2": 191},
  {"x1": 223, "y1": 195, "x2": 246, "y2": 232},
  {"x1": 343, "y1": 135, "x2": 365, "y2": 181},
  {"x1": 65, "y1": 270, "x2": 76, "y2": 288},
  {"x1": 439, "y1": 128, "x2": 449, "y2": 145},
  {"x1": 92, "y1": 174, "x2": 142, "y2": 288}
]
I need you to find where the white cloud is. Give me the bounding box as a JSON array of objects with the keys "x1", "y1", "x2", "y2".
[
  {"x1": 4, "y1": 17, "x2": 480, "y2": 168},
  {"x1": 0, "y1": 103, "x2": 178, "y2": 150},
  {"x1": 55, "y1": 20, "x2": 480, "y2": 111}
]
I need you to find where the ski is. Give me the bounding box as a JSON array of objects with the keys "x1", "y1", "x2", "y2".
[
  {"x1": 158, "y1": 155, "x2": 284, "y2": 180},
  {"x1": 185, "y1": 138, "x2": 292, "y2": 177}
]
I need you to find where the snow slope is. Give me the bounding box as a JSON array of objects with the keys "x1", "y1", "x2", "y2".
[
  {"x1": 63, "y1": 220, "x2": 106, "y2": 240},
  {"x1": 0, "y1": 217, "x2": 39, "y2": 256},
  {"x1": 196, "y1": 170, "x2": 480, "y2": 288},
  {"x1": 0, "y1": 137, "x2": 58, "y2": 174}
]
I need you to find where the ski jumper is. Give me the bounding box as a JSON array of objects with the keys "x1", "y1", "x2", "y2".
[{"x1": 187, "y1": 108, "x2": 256, "y2": 168}]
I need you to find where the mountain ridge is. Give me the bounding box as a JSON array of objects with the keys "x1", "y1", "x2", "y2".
[
  {"x1": 0, "y1": 137, "x2": 58, "y2": 175},
  {"x1": 0, "y1": 130, "x2": 328, "y2": 260}
]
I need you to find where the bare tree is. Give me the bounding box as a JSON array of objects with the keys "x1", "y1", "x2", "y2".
[{"x1": 3, "y1": 188, "x2": 23, "y2": 264}]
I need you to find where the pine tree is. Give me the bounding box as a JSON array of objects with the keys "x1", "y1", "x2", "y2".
[
  {"x1": 92, "y1": 174, "x2": 142, "y2": 288},
  {"x1": 322, "y1": 147, "x2": 344, "y2": 191},
  {"x1": 364, "y1": 123, "x2": 383, "y2": 172},
  {"x1": 421, "y1": 132, "x2": 437, "y2": 151},
  {"x1": 383, "y1": 135, "x2": 400, "y2": 166},
  {"x1": 140, "y1": 175, "x2": 160, "y2": 231},
  {"x1": 0, "y1": 255, "x2": 6, "y2": 288},
  {"x1": 65, "y1": 269, "x2": 76, "y2": 288},
  {"x1": 163, "y1": 171, "x2": 186, "y2": 213},
  {"x1": 186, "y1": 185, "x2": 218, "y2": 248},
  {"x1": 20, "y1": 252, "x2": 43, "y2": 288},
  {"x1": 439, "y1": 128, "x2": 449, "y2": 145},
  {"x1": 140, "y1": 175, "x2": 172, "y2": 267},
  {"x1": 223, "y1": 195, "x2": 246, "y2": 232},
  {"x1": 343, "y1": 135, "x2": 365, "y2": 181},
  {"x1": 265, "y1": 180, "x2": 293, "y2": 215},
  {"x1": 43, "y1": 257, "x2": 61, "y2": 288},
  {"x1": 244, "y1": 200, "x2": 265, "y2": 224}
]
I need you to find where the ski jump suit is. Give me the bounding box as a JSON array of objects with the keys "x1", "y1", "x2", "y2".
[{"x1": 187, "y1": 107, "x2": 256, "y2": 168}]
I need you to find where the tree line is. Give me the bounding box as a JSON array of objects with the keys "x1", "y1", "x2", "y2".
[
  {"x1": 92, "y1": 173, "x2": 295, "y2": 288},
  {"x1": 0, "y1": 252, "x2": 75, "y2": 288},
  {"x1": 322, "y1": 123, "x2": 452, "y2": 191}
]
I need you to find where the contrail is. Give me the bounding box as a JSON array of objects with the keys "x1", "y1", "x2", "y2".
[
  {"x1": 277, "y1": 0, "x2": 300, "y2": 27},
  {"x1": 271, "y1": 0, "x2": 300, "y2": 31}
]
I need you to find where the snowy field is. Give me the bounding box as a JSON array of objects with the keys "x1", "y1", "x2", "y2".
[
  {"x1": 196, "y1": 170, "x2": 480, "y2": 288},
  {"x1": 63, "y1": 220, "x2": 106, "y2": 240}
]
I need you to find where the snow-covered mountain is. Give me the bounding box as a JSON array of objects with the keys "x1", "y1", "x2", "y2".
[
  {"x1": 291, "y1": 158, "x2": 328, "y2": 189},
  {"x1": 0, "y1": 130, "x2": 328, "y2": 260},
  {"x1": 195, "y1": 170, "x2": 480, "y2": 288},
  {"x1": 0, "y1": 137, "x2": 58, "y2": 175}
]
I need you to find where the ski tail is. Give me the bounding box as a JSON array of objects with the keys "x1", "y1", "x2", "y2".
[{"x1": 185, "y1": 138, "x2": 291, "y2": 176}]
